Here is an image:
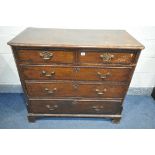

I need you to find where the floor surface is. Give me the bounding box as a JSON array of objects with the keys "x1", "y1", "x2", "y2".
[{"x1": 0, "y1": 93, "x2": 155, "y2": 129}]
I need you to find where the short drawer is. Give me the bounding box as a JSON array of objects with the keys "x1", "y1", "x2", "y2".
[
  {"x1": 15, "y1": 49, "x2": 74, "y2": 64},
  {"x1": 79, "y1": 50, "x2": 137, "y2": 65},
  {"x1": 21, "y1": 66, "x2": 132, "y2": 82},
  {"x1": 28, "y1": 99, "x2": 122, "y2": 115},
  {"x1": 25, "y1": 82, "x2": 128, "y2": 98}
]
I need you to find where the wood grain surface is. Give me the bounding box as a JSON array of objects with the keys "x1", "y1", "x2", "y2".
[
  {"x1": 29, "y1": 99, "x2": 122, "y2": 115},
  {"x1": 25, "y1": 81, "x2": 128, "y2": 98},
  {"x1": 8, "y1": 28, "x2": 144, "y2": 49},
  {"x1": 9, "y1": 28, "x2": 144, "y2": 123},
  {"x1": 21, "y1": 66, "x2": 133, "y2": 82}
]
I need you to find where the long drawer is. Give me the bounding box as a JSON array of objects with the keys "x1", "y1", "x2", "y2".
[
  {"x1": 25, "y1": 82, "x2": 128, "y2": 98},
  {"x1": 15, "y1": 49, "x2": 74, "y2": 64},
  {"x1": 21, "y1": 66, "x2": 132, "y2": 82},
  {"x1": 28, "y1": 99, "x2": 122, "y2": 114}
]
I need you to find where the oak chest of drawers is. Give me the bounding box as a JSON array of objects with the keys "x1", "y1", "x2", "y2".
[{"x1": 8, "y1": 28, "x2": 144, "y2": 123}]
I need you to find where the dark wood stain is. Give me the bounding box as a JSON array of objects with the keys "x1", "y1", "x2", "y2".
[
  {"x1": 16, "y1": 49, "x2": 74, "y2": 64},
  {"x1": 21, "y1": 66, "x2": 133, "y2": 82},
  {"x1": 79, "y1": 51, "x2": 137, "y2": 65},
  {"x1": 29, "y1": 99, "x2": 122, "y2": 115},
  {"x1": 8, "y1": 28, "x2": 144, "y2": 50},
  {"x1": 8, "y1": 28, "x2": 144, "y2": 123},
  {"x1": 25, "y1": 81, "x2": 128, "y2": 98}
]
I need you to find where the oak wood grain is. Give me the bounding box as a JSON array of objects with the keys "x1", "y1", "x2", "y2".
[
  {"x1": 79, "y1": 50, "x2": 137, "y2": 65},
  {"x1": 15, "y1": 49, "x2": 74, "y2": 64},
  {"x1": 8, "y1": 28, "x2": 144, "y2": 122},
  {"x1": 21, "y1": 66, "x2": 133, "y2": 82},
  {"x1": 8, "y1": 28, "x2": 144, "y2": 50},
  {"x1": 29, "y1": 99, "x2": 122, "y2": 115},
  {"x1": 25, "y1": 81, "x2": 128, "y2": 98}
]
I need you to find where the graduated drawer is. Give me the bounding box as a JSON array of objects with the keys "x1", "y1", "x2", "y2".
[
  {"x1": 25, "y1": 82, "x2": 128, "y2": 98},
  {"x1": 79, "y1": 50, "x2": 137, "y2": 65},
  {"x1": 28, "y1": 99, "x2": 122, "y2": 115},
  {"x1": 15, "y1": 49, "x2": 74, "y2": 64},
  {"x1": 21, "y1": 66, "x2": 132, "y2": 82}
]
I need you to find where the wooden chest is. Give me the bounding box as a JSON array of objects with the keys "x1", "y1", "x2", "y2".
[{"x1": 8, "y1": 28, "x2": 144, "y2": 123}]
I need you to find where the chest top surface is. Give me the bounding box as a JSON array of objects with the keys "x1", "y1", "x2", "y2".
[{"x1": 8, "y1": 27, "x2": 144, "y2": 50}]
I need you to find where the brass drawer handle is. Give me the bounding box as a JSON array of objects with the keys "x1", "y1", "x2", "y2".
[
  {"x1": 92, "y1": 105, "x2": 104, "y2": 111},
  {"x1": 42, "y1": 70, "x2": 55, "y2": 77},
  {"x1": 44, "y1": 87, "x2": 57, "y2": 94},
  {"x1": 97, "y1": 72, "x2": 110, "y2": 79},
  {"x1": 100, "y1": 53, "x2": 114, "y2": 62},
  {"x1": 95, "y1": 88, "x2": 107, "y2": 95},
  {"x1": 40, "y1": 51, "x2": 53, "y2": 60},
  {"x1": 46, "y1": 104, "x2": 58, "y2": 111}
]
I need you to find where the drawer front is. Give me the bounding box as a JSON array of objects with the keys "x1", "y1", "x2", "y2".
[
  {"x1": 75, "y1": 67, "x2": 132, "y2": 82},
  {"x1": 21, "y1": 66, "x2": 132, "y2": 82},
  {"x1": 21, "y1": 66, "x2": 75, "y2": 80},
  {"x1": 16, "y1": 49, "x2": 74, "y2": 64},
  {"x1": 29, "y1": 99, "x2": 122, "y2": 114},
  {"x1": 26, "y1": 82, "x2": 127, "y2": 98},
  {"x1": 79, "y1": 51, "x2": 136, "y2": 65}
]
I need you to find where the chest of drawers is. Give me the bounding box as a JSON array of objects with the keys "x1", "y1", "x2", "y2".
[{"x1": 8, "y1": 28, "x2": 144, "y2": 123}]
